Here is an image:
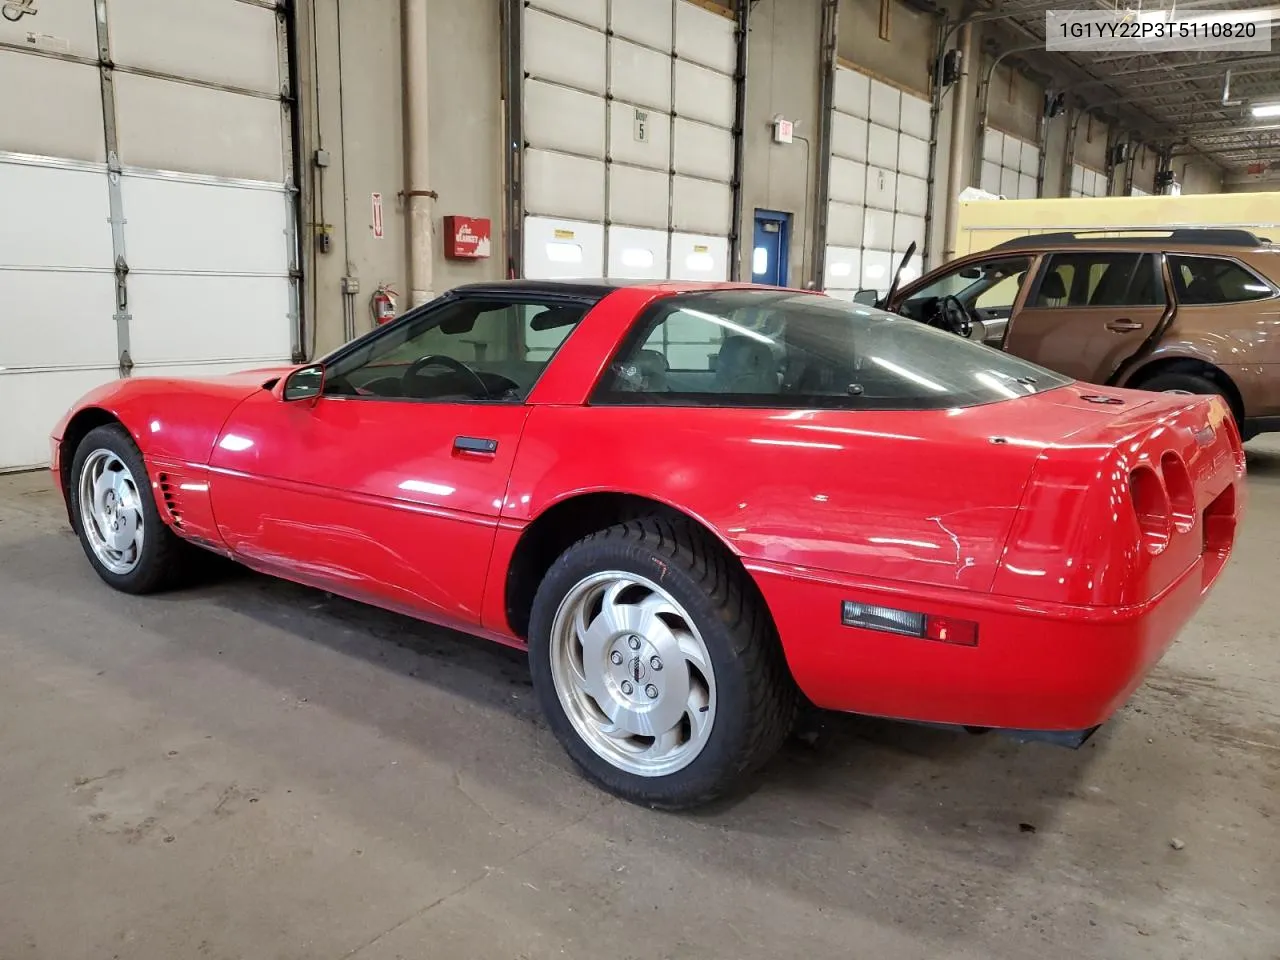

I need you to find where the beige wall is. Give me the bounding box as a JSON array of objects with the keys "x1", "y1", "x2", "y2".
[
  {"x1": 295, "y1": 0, "x2": 505, "y2": 357},
  {"x1": 739, "y1": 0, "x2": 823, "y2": 285},
  {"x1": 837, "y1": 0, "x2": 934, "y2": 96},
  {"x1": 984, "y1": 59, "x2": 1042, "y2": 146},
  {"x1": 1177, "y1": 161, "x2": 1224, "y2": 195}
]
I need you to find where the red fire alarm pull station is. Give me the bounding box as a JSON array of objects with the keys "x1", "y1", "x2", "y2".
[{"x1": 443, "y1": 216, "x2": 492, "y2": 259}]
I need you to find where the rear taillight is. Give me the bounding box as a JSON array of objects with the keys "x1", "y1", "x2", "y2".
[
  {"x1": 1129, "y1": 465, "x2": 1172, "y2": 554},
  {"x1": 842, "y1": 601, "x2": 979, "y2": 646},
  {"x1": 1221, "y1": 415, "x2": 1246, "y2": 474}
]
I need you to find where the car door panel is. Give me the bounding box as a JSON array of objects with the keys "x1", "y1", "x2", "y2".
[
  {"x1": 1003, "y1": 252, "x2": 1169, "y2": 382},
  {"x1": 208, "y1": 389, "x2": 529, "y2": 625}
]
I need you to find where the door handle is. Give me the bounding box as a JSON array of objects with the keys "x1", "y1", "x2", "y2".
[
  {"x1": 1106, "y1": 319, "x2": 1144, "y2": 332},
  {"x1": 453, "y1": 436, "x2": 498, "y2": 454}
]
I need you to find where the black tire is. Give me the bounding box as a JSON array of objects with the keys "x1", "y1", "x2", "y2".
[
  {"x1": 528, "y1": 517, "x2": 797, "y2": 809},
  {"x1": 68, "y1": 423, "x2": 189, "y2": 594},
  {"x1": 1133, "y1": 371, "x2": 1225, "y2": 400}
]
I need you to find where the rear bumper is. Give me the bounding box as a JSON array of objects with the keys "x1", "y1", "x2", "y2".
[{"x1": 751, "y1": 546, "x2": 1229, "y2": 732}]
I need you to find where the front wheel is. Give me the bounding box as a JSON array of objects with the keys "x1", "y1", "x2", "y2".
[
  {"x1": 528, "y1": 518, "x2": 797, "y2": 809},
  {"x1": 69, "y1": 424, "x2": 189, "y2": 594}
]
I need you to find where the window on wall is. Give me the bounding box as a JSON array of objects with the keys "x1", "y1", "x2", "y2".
[
  {"x1": 1069, "y1": 163, "x2": 1108, "y2": 198},
  {"x1": 979, "y1": 130, "x2": 1038, "y2": 199}
]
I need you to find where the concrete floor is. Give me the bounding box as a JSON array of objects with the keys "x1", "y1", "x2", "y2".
[{"x1": 0, "y1": 444, "x2": 1277, "y2": 960}]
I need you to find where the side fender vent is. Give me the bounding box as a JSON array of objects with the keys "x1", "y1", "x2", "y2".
[{"x1": 157, "y1": 473, "x2": 184, "y2": 529}]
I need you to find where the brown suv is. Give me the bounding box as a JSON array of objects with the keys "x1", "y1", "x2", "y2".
[{"x1": 879, "y1": 229, "x2": 1280, "y2": 440}]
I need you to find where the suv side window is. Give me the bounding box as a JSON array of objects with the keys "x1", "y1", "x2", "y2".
[
  {"x1": 1169, "y1": 255, "x2": 1275, "y2": 305},
  {"x1": 1031, "y1": 252, "x2": 1164, "y2": 308}
]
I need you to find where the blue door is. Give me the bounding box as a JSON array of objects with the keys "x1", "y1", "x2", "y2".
[{"x1": 751, "y1": 209, "x2": 791, "y2": 286}]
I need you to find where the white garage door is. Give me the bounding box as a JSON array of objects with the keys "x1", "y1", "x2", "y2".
[
  {"x1": 1070, "y1": 163, "x2": 1109, "y2": 198},
  {"x1": 980, "y1": 129, "x2": 1040, "y2": 200},
  {"x1": 0, "y1": 0, "x2": 297, "y2": 471},
  {"x1": 822, "y1": 66, "x2": 928, "y2": 301},
  {"x1": 521, "y1": 0, "x2": 736, "y2": 283}
]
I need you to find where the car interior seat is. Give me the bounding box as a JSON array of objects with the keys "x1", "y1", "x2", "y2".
[
  {"x1": 1035, "y1": 271, "x2": 1069, "y2": 306},
  {"x1": 715, "y1": 335, "x2": 779, "y2": 394}
]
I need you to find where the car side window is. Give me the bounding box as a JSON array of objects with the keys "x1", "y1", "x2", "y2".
[
  {"x1": 1031, "y1": 253, "x2": 1164, "y2": 308},
  {"x1": 321, "y1": 296, "x2": 590, "y2": 402},
  {"x1": 1169, "y1": 255, "x2": 1275, "y2": 305}
]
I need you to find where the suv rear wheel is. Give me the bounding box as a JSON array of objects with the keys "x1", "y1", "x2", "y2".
[{"x1": 1133, "y1": 371, "x2": 1226, "y2": 401}]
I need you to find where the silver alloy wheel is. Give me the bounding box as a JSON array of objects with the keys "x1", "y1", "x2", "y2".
[
  {"x1": 548, "y1": 570, "x2": 717, "y2": 777},
  {"x1": 78, "y1": 448, "x2": 145, "y2": 575}
]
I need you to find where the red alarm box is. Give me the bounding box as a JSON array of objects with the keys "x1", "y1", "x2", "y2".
[{"x1": 443, "y1": 216, "x2": 492, "y2": 259}]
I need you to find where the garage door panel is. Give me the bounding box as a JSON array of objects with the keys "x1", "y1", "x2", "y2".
[
  {"x1": 867, "y1": 124, "x2": 897, "y2": 170},
  {"x1": 114, "y1": 73, "x2": 282, "y2": 181},
  {"x1": 834, "y1": 69, "x2": 869, "y2": 118},
  {"x1": 670, "y1": 233, "x2": 728, "y2": 281},
  {"x1": 673, "y1": 119, "x2": 732, "y2": 182},
  {"x1": 900, "y1": 94, "x2": 930, "y2": 140},
  {"x1": 525, "y1": 81, "x2": 605, "y2": 158},
  {"x1": 524, "y1": 9, "x2": 606, "y2": 93},
  {"x1": 1018, "y1": 173, "x2": 1036, "y2": 199},
  {"x1": 608, "y1": 164, "x2": 669, "y2": 228},
  {"x1": 128, "y1": 274, "x2": 291, "y2": 367},
  {"x1": 121, "y1": 175, "x2": 289, "y2": 275},
  {"x1": 529, "y1": 0, "x2": 607, "y2": 28},
  {"x1": 0, "y1": 161, "x2": 112, "y2": 268},
  {"x1": 1021, "y1": 141, "x2": 1039, "y2": 174},
  {"x1": 0, "y1": 368, "x2": 120, "y2": 470},
  {"x1": 672, "y1": 176, "x2": 730, "y2": 235},
  {"x1": 109, "y1": 0, "x2": 279, "y2": 96},
  {"x1": 862, "y1": 250, "x2": 894, "y2": 294},
  {"x1": 896, "y1": 174, "x2": 927, "y2": 217},
  {"x1": 1071, "y1": 164, "x2": 1084, "y2": 192},
  {"x1": 897, "y1": 134, "x2": 928, "y2": 179},
  {"x1": 0, "y1": 271, "x2": 117, "y2": 370},
  {"x1": 869, "y1": 80, "x2": 900, "y2": 127},
  {"x1": 981, "y1": 161, "x2": 1000, "y2": 195},
  {"x1": 1001, "y1": 135, "x2": 1022, "y2": 170},
  {"x1": 0, "y1": 53, "x2": 105, "y2": 163},
  {"x1": 983, "y1": 131, "x2": 1002, "y2": 163},
  {"x1": 828, "y1": 157, "x2": 866, "y2": 205},
  {"x1": 674, "y1": 3, "x2": 735, "y2": 74},
  {"x1": 862, "y1": 208, "x2": 894, "y2": 249},
  {"x1": 611, "y1": 0, "x2": 673, "y2": 49},
  {"x1": 893, "y1": 214, "x2": 925, "y2": 251},
  {"x1": 610, "y1": 103, "x2": 670, "y2": 169},
  {"x1": 607, "y1": 226, "x2": 667, "y2": 279},
  {"x1": 610, "y1": 39, "x2": 672, "y2": 111},
  {"x1": 1000, "y1": 166, "x2": 1019, "y2": 198},
  {"x1": 523, "y1": 217, "x2": 605, "y2": 279},
  {"x1": 831, "y1": 113, "x2": 868, "y2": 163},
  {"x1": 866, "y1": 166, "x2": 896, "y2": 210},
  {"x1": 674, "y1": 61, "x2": 733, "y2": 128},
  {"x1": 826, "y1": 201, "x2": 865, "y2": 246},
  {"x1": 525, "y1": 149, "x2": 605, "y2": 221},
  {"x1": 823, "y1": 246, "x2": 861, "y2": 291}
]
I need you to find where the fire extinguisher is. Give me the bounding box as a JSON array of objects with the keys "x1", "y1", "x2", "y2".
[{"x1": 371, "y1": 283, "x2": 398, "y2": 325}]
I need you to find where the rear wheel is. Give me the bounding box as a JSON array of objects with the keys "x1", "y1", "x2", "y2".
[
  {"x1": 1133, "y1": 371, "x2": 1225, "y2": 400},
  {"x1": 69, "y1": 424, "x2": 189, "y2": 594},
  {"x1": 528, "y1": 517, "x2": 796, "y2": 809}
]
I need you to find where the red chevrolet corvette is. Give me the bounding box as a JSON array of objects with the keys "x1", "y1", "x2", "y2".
[{"x1": 52, "y1": 280, "x2": 1245, "y2": 808}]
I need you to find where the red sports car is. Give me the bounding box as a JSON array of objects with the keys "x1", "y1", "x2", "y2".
[{"x1": 51, "y1": 281, "x2": 1245, "y2": 808}]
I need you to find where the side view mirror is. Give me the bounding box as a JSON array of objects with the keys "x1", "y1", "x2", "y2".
[
  {"x1": 959, "y1": 267, "x2": 983, "y2": 280},
  {"x1": 852, "y1": 289, "x2": 879, "y2": 306},
  {"x1": 283, "y1": 363, "x2": 325, "y2": 402}
]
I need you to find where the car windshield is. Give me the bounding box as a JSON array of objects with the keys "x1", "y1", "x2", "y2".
[{"x1": 594, "y1": 289, "x2": 1072, "y2": 411}]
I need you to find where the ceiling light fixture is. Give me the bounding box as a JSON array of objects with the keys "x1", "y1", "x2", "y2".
[{"x1": 1251, "y1": 103, "x2": 1280, "y2": 119}]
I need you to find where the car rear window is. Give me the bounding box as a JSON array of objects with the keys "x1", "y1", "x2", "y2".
[
  {"x1": 592, "y1": 290, "x2": 1072, "y2": 411},
  {"x1": 1169, "y1": 255, "x2": 1276, "y2": 305}
]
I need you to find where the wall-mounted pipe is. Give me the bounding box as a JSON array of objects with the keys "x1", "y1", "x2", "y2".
[
  {"x1": 500, "y1": 0, "x2": 523, "y2": 279},
  {"x1": 402, "y1": 0, "x2": 434, "y2": 306},
  {"x1": 940, "y1": 22, "x2": 974, "y2": 261},
  {"x1": 728, "y1": 0, "x2": 750, "y2": 282}
]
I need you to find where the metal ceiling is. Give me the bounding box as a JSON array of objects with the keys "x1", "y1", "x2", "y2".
[{"x1": 982, "y1": 0, "x2": 1280, "y2": 170}]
